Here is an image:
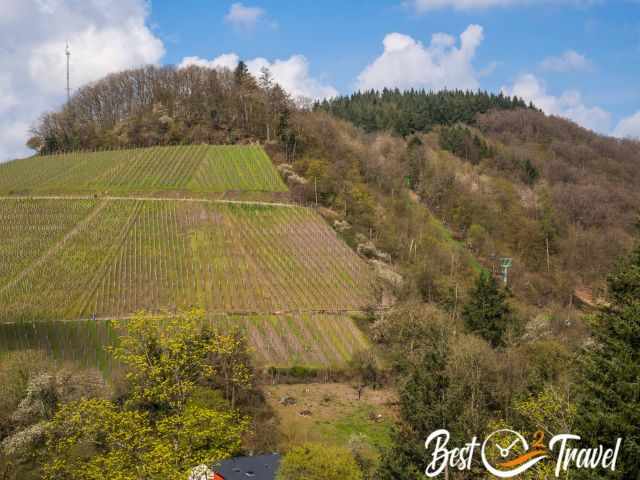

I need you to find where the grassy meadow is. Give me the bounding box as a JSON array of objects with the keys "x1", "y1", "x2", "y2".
[{"x1": 264, "y1": 383, "x2": 397, "y2": 464}]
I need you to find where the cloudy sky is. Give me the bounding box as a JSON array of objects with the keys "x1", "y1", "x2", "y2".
[{"x1": 1, "y1": 0, "x2": 640, "y2": 161}]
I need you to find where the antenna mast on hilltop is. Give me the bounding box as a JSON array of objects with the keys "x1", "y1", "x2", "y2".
[{"x1": 65, "y1": 42, "x2": 71, "y2": 102}]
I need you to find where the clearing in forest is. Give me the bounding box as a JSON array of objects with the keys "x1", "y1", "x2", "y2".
[{"x1": 264, "y1": 383, "x2": 397, "y2": 463}]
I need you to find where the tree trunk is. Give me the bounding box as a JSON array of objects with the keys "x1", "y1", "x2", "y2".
[{"x1": 545, "y1": 235, "x2": 551, "y2": 273}]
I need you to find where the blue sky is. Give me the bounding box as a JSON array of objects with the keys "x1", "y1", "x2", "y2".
[
  {"x1": 1, "y1": 0, "x2": 639, "y2": 161},
  {"x1": 153, "y1": 1, "x2": 638, "y2": 108}
]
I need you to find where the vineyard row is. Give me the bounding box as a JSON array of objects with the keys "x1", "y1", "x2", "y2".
[{"x1": 0, "y1": 198, "x2": 375, "y2": 322}]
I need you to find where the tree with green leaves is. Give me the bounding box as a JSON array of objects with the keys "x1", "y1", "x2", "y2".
[
  {"x1": 462, "y1": 271, "x2": 513, "y2": 347},
  {"x1": 110, "y1": 310, "x2": 253, "y2": 412},
  {"x1": 575, "y1": 235, "x2": 640, "y2": 478},
  {"x1": 377, "y1": 313, "x2": 451, "y2": 479},
  {"x1": 43, "y1": 399, "x2": 247, "y2": 480},
  {"x1": 377, "y1": 351, "x2": 451, "y2": 479},
  {"x1": 400, "y1": 337, "x2": 450, "y2": 436},
  {"x1": 39, "y1": 310, "x2": 250, "y2": 480},
  {"x1": 277, "y1": 443, "x2": 363, "y2": 480}
]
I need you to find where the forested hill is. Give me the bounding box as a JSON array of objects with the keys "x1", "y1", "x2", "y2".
[
  {"x1": 28, "y1": 63, "x2": 293, "y2": 154},
  {"x1": 315, "y1": 89, "x2": 534, "y2": 135},
  {"x1": 23, "y1": 63, "x2": 640, "y2": 311}
]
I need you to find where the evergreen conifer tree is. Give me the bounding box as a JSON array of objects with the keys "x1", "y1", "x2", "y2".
[
  {"x1": 575, "y1": 235, "x2": 640, "y2": 478},
  {"x1": 462, "y1": 271, "x2": 512, "y2": 347},
  {"x1": 377, "y1": 330, "x2": 450, "y2": 480},
  {"x1": 234, "y1": 60, "x2": 251, "y2": 86}
]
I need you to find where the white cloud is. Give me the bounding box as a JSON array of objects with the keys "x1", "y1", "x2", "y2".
[
  {"x1": 179, "y1": 53, "x2": 338, "y2": 101},
  {"x1": 613, "y1": 112, "x2": 640, "y2": 139},
  {"x1": 356, "y1": 25, "x2": 484, "y2": 92},
  {"x1": 0, "y1": 122, "x2": 31, "y2": 164},
  {"x1": 539, "y1": 50, "x2": 592, "y2": 72},
  {"x1": 246, "y1": 56, "x2": 338, "y2": 100},
  {"x1": 409, "y1": 0, "x2": 519, "y2": 10},
  {"x1": 478, "y1": 61, "x2": 499, "y2": 77},
  {"x1": 225, "y1": 3, "x2": 265, "y2": 29},
  {"x1": 0, "y1": 0, "x2": 165, "y2": 162},
  {"x1": 407, "y1": 0, "x2": 599, "y2": 11},
  {"x1": 502, "y1": 73, "x2": 611, "y2": 133},
  {"x1": 179, "y1": 53, "x2": 240, "y2": 71},
  {"x1": 30, "y1": 26, "x2": 164, "y2": 95},
  {"x1": 0, "y1": 75, "x2": 19, "y2": 113}
]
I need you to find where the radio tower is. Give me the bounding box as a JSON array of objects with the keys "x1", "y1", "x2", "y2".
[{"x1": 65, "y1": 42, "x2": 71, "y2": 102}]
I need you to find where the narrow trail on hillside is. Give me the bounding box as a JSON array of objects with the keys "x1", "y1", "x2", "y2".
[
  {"x1": 0, "y1": 199, "x2": 111, "y2": 295},
  {"x1": 0, "y1": 195, "x2": 298, "y2": 208}
]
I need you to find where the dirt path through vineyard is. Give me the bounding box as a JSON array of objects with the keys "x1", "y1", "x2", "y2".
[{"x1": 0, "y1": 195, "x2": 297, "y2": 208}]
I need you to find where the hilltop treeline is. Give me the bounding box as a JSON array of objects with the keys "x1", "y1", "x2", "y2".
[
  {"x1": 30, "y1": 63, "x2": 293, "y2": 154},
  {"x1": 315, "y1": 89, "x2": 532, "y2": 135},
  {"x1": 30, "y1": 78, "x2": 535, "y2": 154}
]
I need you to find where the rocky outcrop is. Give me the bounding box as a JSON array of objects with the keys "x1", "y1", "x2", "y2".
[
  {"x1": 277, "y1": 164, "x2": 308, "y2": 186},
  {"x1": 317, "y1": 207, "x2": 340, "y2": 222},
  {"x1": 370, "y1": 259, "x2": 403, "y2": 289},
  {"x1": 370, "y1": 259, "x2": 403, "y2": 308},
  {"x1": 333, "y1": 219, "x2": 351, "y2": 232},
  {"x1": 357, "y1": 241, "x2": 391, "y2": 263}
]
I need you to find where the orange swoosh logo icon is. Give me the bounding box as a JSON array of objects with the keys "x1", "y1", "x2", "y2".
[{"x1": 498, "y1": 449, "x2": 547, "y2": 469}]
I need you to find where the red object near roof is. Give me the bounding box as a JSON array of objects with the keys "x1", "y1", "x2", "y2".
[{"x1": 210, "y1": 473, "x2": 225, "y2": 480}]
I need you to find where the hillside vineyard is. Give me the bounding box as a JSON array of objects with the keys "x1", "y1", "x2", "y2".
[
  {"x1": 0, "y1": 145, "x2": 288, "y2": 195},
  {"x1": 0, "y1": 199, "x2": 373, "y2": 321},
  {"x1": 0, "y1": 313, "x2": 369, "y2": 369},
  {"x1": 0, "y1": 146, "x2": 375, "y2": 367}
]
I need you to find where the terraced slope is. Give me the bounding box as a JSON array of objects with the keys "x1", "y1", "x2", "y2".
[
  {"x1": 0, "y1": 198, "x2": 374, "y2": 322},
  {"x1": 0, "y1": 145, "x2": 287, "y2": 195}
]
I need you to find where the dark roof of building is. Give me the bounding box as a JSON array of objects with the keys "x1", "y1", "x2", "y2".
[{"x1": 213, "y1": 454, "x2": 281, "y2": 480}]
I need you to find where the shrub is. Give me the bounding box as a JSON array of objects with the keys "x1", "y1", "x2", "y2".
[{"x1": 277, "y1": 443, "x2": 363, "y2": 480}]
